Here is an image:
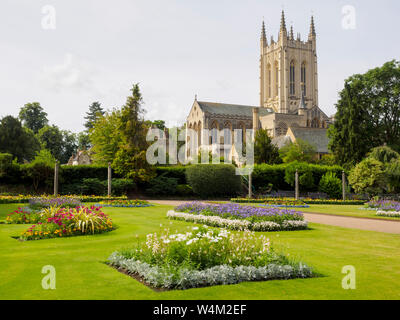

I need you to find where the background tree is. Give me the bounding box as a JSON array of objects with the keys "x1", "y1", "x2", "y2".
[
  {"x1": 37, "y1": 125, "x2": 64, "y2": 161},
  {"x1": 84, "y1": 102, "x2": 104, "y2": 131},
  {"x1": 77, "y1": 131, "x2": 91, "y2": 150},
  {"x1": 0, "y1": 116, "x2": 40, "y2": 162},
  {"x1": 19, "y1": 102, "x2": 48, "y2": 134},
  {"x1": 113, "y1": 84, "x2": 153, "y2": 182},
  {"x1": 329, "y1": 60, "x2": 400, "y2": 166},
  {"x1": 254, "y1": 129, "x2": 281, "y2": 164},
  {"x1": 90, "y1": 109, "x2": 122, "y2": 165},
  {"x1": 61, "y1": 130, "x2": 78, "y2": 164},
  {"x1": 151, "y1": 120, "x2": 166, "y2": 130},
  {"x1": 279, "y1": 139, "x2": 317, "y2": 163}
]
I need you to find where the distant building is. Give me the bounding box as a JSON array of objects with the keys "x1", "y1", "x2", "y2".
[
  {"x1": 67, "y1": 149, "x2": 92, "y2": 166},
  {"x1": 185, "y1": 11, "x2": 333, "y2": 163}
]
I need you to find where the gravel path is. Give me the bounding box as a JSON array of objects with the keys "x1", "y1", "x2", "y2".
[{"x1": 148, "y1": 200, "x2": 400, "y2": 234}]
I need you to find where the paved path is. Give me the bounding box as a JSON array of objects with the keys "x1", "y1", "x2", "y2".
[{"x1": 148, "y1": 200, "x2": 400, "y2": 234}]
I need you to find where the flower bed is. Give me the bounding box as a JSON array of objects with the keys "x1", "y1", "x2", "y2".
[
  {"x1": 0, "y1": 194, "x2": 127, "y2": 204},
  {"x1": 365, "y1": 200, "x2": 400, "y2": 211},
  {"x1": 19, "y1": 206, "x2": 114, "y2": 241},
  {"x1": 169, "y1": 202, "x2": 308, "y2": 231},
  {"x1": 6, "y1": 207, "x2": 42, "y2": 224},
  {"x1": 376, "y1": 211, "x2": 400, "y2": 217},
  {"x1": 29, "y1": 197, "x2": 83, "y2": 209},
  {"x1": 97, "y1": 199, "x2": 153, "y2": 208},
  {"x1": 167, "y1": 211, "x2": 307, "y2": 231},
  {"x1": 231, "y1": 198, "x2": 366, "y2": 205},
  {"x1": 108, "y1": 226, "x2": 313, "y2": 290}
]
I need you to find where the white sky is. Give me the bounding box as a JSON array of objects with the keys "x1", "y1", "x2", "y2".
[{"x1": 1, "y1": 0, "x2": 399, "y2": 132}]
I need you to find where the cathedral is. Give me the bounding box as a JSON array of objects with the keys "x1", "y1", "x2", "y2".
[{"x1": 185, "y1": 11, "x2": 332, "y2": 161}]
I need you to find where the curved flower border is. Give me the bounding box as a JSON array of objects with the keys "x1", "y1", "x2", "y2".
[
  {"x1": 108, "y1": 252, "x2": 313, "y2": 290},
  {"x1": 376, "y1": 210, "x2": 400, "y2": 217},
  {"x1": 167, "y1": 210, "x2": 308, "y2": 231}
]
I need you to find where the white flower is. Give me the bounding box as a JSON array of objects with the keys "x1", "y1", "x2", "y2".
[
  {"x1": 192, "y1": 227, "x2": 199, "y2": 230},
  {"x1": 163, "y1": 239, "x2": 170, "y2": 244}
]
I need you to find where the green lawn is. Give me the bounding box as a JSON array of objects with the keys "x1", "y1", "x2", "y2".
[
  {"x1": 0, "y1": 203, "x2": 399, "y2": 300},
  {"x1": 298, "y1": 204, "x2": 400, "y2": 220}
]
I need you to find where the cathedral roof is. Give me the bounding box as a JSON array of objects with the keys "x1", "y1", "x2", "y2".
[
  {"x1": 196, "y1": 101, "x2": 273, "y2": 118},
  {"x1": 289, "y1": 127, "x2": 329, "y2": 153}
]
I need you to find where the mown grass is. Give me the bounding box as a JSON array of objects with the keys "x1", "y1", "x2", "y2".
[
  {"x1": 298, "y1": 204, "x2": 400, "y2": 220},
  {"x1": 0, "y1": 203, "x2": 399, "y2": 300}
]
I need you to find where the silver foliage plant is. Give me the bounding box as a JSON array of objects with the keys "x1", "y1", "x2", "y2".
[
  {"x1": 167, "y1": 210, "x2": 308, "y2": 231},
  {"x1": 108, "y1": 252, "x2": 313, "y2": 290}
]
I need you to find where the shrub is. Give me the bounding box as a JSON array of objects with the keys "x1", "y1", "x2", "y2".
[
  {"x1": 110, "y1": 179, "x2": 135, "y2": 196},
  {"x1": 186, "y1": 164, "x2": 241, "y2": 198},
  {"x1": 319, "y1": 172, "x2": 342, "y2": 199},
  {"x1": 145, "y1": 174, "x2": 178, "y2": 196},
  {"x1": 348, "y1": 158, "x2": 386, "y2": 196},
  {"x1": 81, "y1": 178, "x2": 106, "y2": 195},
  {"x1": 176, "y1": 184, "x2": 194, "y2": 197}
]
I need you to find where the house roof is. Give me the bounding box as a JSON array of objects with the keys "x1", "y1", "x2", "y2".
[
  {"x1": 289, "y1": 127, "x2": 330, "y2": 153},
  {"x1": 196, "y1": 101, "x2": 273, "y2": 118}
]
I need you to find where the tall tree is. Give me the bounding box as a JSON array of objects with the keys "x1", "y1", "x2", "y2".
[
  {"x1": 254, "y1": 129, "x2": 281, "y2": 164},
  {"x1": 89, "y1": 108, "x2": 122, "y2": 165},
  {"x1": 77, "y1": 131, "x2": 91, "y2": 150},
  {"x1": 113, "y1": 84, "x2": 153, "y2": 181},
  {"x1": 84, "y1": 102, "x2": 104, "y2": 131},
  {"x1": 37, "y1": 125, "x2": 64, "y2": 161},
  {"x1": 19, "y1": 102, "x2": 48, "y2": 134},
  {"x1": 0, "y1": 116, "x2": 40, "y2": 162},
  {"x1": 61, "y1": 130, "x2": 78, "y2": 164},
  {"x1": 329, "y1": 60, "x2": 400, "y2": 166}
]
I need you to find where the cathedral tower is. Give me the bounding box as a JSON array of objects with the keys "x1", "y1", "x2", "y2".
[{"x1": 260, "y1": 12, "x2": 319, "y2": 114}]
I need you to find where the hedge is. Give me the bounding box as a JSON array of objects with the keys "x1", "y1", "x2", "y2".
[
  {"x1": 231, "y1": 198, "x2": 366, "y2": 205},
  {"x1": 252, "y1": 162, "x2": 344, "y2": 192},
  {"x1": 186, "y1": 164, "x2": 242, "y2": 198}
]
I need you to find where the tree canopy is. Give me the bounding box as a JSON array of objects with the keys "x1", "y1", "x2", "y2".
[
  {"x1": 84, "y1": 102, "x2": 104, "y2": 131},
  {"x1": 254, "y1": 129, "x2": 281, "y2": 164},
  {"x1": 329, "y1": 60, "x2": 400, "y2": 166},
  {"x1": 0, "y1": 115, "x2": 40, "y2": 162},
  {"x1": 279, "y1": 139, "x2": 317, "y2": 163},
  {"x1": 19, "y1": 102, "x2": 48, "y2": 134}
]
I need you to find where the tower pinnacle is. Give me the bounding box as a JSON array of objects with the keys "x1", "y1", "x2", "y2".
[
  {"x1": 290, "y1": 25, "x2": 294, "y2": 40},
  {"x1": 280, "y1": 10, "x2": 287, "y2": 32},
  {"x1": 261, "y1": 20, "x2": 267, "y2": 43},
  {"x1": 308, "y1": 16, "x2": 316, "y2": 40}
]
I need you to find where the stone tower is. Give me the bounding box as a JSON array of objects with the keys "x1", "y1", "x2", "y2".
[{"x1": 260, "y1": 11, "x2": 319, "y2": 114}]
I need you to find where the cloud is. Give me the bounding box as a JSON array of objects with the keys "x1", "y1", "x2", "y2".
[{"x1": 39, "y1": 53, "x2": 97, "y2": 93}]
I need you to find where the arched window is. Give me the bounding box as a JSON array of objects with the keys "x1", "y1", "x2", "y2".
[
  {"x1": 289, "y1": 61, "x2": 295, "y2": 95},
  {"x1": 275, "y1": 63, "x2": 279, "y2": 97},
  {"x1": 267, "y1": 64, "x2": 271, "y2": 98},
  {"x1": 301, "y1": 62, "x2": 306, "y2": 95}
]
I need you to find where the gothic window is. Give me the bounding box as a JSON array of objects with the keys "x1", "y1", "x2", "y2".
[
  {"x1": 289, "y1": 61, "x2": 295, "y2": 95},
  {"x1": 301, "y1": 62, "x2": 306, "y2": 95},
  {"x1": 311, "y1": 117, "x2": 320, "y2": 128},
  {"x1": 275, "y1": 63, "x2": 279, "y2": 97},
  {"x1": 276, "y1": 122, "x2": 288, "y2": 136},
  {"x1": 267, "y1": 64, "x2": 271, "y2": 98}
]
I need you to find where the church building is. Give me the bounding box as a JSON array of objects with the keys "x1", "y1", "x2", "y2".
[{"x1": 185, "y1": 11, "x2": 332, "y2": 161}]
